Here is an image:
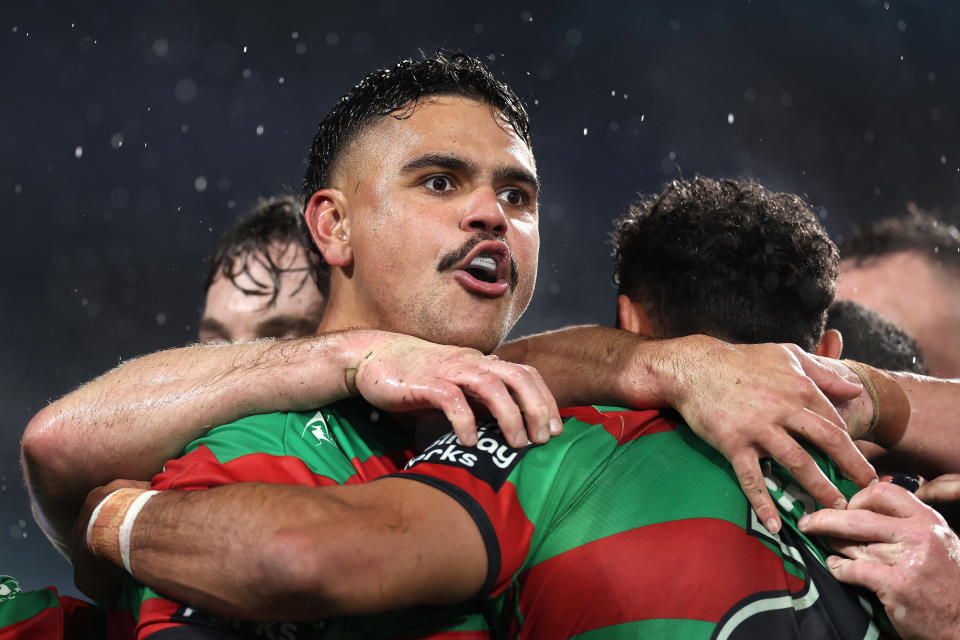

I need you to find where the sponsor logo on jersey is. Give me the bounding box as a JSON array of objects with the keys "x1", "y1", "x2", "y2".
[{"x1": 404, "y1": 422, "x2": 534, "y2": 490}]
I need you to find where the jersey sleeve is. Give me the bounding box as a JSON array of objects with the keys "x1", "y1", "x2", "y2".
[
  {"x1": 386, "y1": 408, "x2": 645, "y2": 596},
  {"x1": 151, "y1": 411, "x2": 353, "y2": 491}
]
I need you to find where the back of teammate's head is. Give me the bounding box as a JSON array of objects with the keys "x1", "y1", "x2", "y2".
[
  {"x1": 611, "y1": 177, "x2": 838, "y2": 353},
  {"x1": 204, "y1": 195, "x2": 326, "y2": 301},
  {"x1": 839, "y1": 209, "x2": 960, "y2": 273},
  {"x1": 825, "y1": 300, "x2": 928, "y2": 374}
]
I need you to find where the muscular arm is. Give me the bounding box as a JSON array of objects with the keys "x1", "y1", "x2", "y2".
[
  {"x1": 24, "y1": 330, "x2": 558, "y2": 554},
  {"x1": 81, "y1": 480, "x2": 486, "y2": 620},
  {"x1": 499, "y1": 326, "x2": 877, "y2": 531},
  {"x1": 22, "y1": 334, "x2": 361, "y2": 553}
]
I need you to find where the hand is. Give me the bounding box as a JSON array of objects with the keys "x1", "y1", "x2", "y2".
[
  {"x1": 798, "y1": 481, "x2": 960, "y2": 640},
  {"x1": 917, "y1": 474, "x2": 960, "y2": 504},
  {"x1": 71, "y1": 479, "x2": 151, "y2": 601},
  {"x1": 651, "y1": 336, "x2": 876, "y2": 533},
  {"x1": 352, "y1": 334, "x2": 562, "y2": 448}
]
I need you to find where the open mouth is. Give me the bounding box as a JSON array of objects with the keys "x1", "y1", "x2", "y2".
[
  {"x1": 452, "y1": 241, "x2": 511, "y2": 297},
  {"x1": 464, "y1": 254, "x2": 499, "y2": 283}
]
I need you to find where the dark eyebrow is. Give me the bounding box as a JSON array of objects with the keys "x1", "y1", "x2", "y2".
[
  {"x1": 401, "y1": 152, "x2": 540, "y2": 198},
  {"x1": 401, "y1": 152, "x2": 476, "y2": 175},
  {"x1": 198, "y1": 317, "x2": 229, "y2": 342},
  {"x1": 255, "y1": 315, "x2": 319, "y2": 338},
  {"x1": 493, "y1": 166, "x2": 540, "y2": 198}
]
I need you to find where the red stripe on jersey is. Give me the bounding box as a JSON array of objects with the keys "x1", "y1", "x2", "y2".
[
  {"x1": 135, "y1": 598, "x2": 182, "y2": 639},
  {"x1": 344, "y1": 448, "x2": 418, "y2": 485},
  {"x1": 396, "y1": 631, "x2": 490, "y2": 639},
  {"x1": 0, "y1": 609, "x2": 62, "y2": 640},
  {"x1": 560, "y1": 406, "x2": 675, "y2": 444},
  {"x1": 405, "y1": 464, "x2": 533, "y2": 596},
  {"x1": 513, "y1": 518, "x2": 806, "y2": 638},
  {"x1": 152, "y1": 445, "x2": 341, "y2": 490}
]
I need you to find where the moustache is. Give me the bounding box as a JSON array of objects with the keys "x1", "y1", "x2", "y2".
[{"x1": 436, "y1": 232, "x2": 520, "y2": 291}]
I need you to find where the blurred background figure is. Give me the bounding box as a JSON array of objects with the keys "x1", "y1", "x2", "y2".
[
  {"x1": 198, "y1": 195, "x2": 327, "y2": 343},
  {"x1": 836, "y1": 210, "x2": 960, "y2": 377},
  {"x1": 825, "y1": 299, "x2": 929, "y2": 374}
]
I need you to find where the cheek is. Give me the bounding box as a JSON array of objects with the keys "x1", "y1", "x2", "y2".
[{"x1": 512, "y1": 218, "x2": 540, "y2": 268}]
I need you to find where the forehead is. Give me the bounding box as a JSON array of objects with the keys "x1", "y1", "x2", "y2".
[{"x1": 346, "y1": 95, "x2": 535, "y2": 177}]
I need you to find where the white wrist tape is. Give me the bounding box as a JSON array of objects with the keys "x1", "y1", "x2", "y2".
[
  {"x1": 85, "y1": 488, "x2": 123, "y2": 552},
  {"x1": 118, "y1": 490, "x2": 159, "y2": 573}
]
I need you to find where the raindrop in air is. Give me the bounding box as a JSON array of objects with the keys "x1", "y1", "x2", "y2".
[
  {"x1": 194, "y1": 176, "x2": 208, "y2": 192},
  {"x1": 74, "y1": 146, "x2": 83, "y2": 158}
]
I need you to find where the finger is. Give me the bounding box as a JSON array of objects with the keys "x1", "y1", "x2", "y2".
[
  {"x1": 731, "y1": 453, "x2": 782, "y2": 533},
  {"x1": 800, "y1": 352, "x2": 864, "y2": 402},
  {"x1": 522, "y1": 365, "x2": 563, "y2": 436},
  {"x1": 456, "y1": 370, "x2": 528, "y2": 448},
  {"x1": 824, "y1": 555, "x2": 895, "y2": 595},
  {"x1": 847, "y1": 481, "x2": 933, "y2": 518},
  {"x1": 769, "y1": 413, "x2": 850, "y2": 509},
  {"x1": 830, "y1": 539, "x2": 902, "y2": 564},
  {"x1": 916, "y1": 475, "x2": 960, "y2": 504},
  {"x1": 798, "y1": 507, "x2": 902, "y2": 543},
  {"x1": 497, "y1": 363, "x2": 563, "y2": 442},
  {"x1": 423, "y1": 382, "x2": 479, "y2": 446},
  {"x1": 488, "y1": 362, "x2": 551, "y2": 443},
  {"x1": 790, "y1": 402, "x2": 877, "y2": 488}
]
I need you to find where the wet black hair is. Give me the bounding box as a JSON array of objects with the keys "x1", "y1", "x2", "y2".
[
  {"x1": 839, "y1": 209, "x2": 960, "y2": 273},
  {"x1": 300, "y1": 49, "x2": 531, "y2": 204},
  {"x1": 612, "y1": 177, "x2": 838, "y2": 352},
  {"x1": 825, "y1": 300, "x2": 928, "y2": 374},
  {"x1": 204, "y1": 195, "x2": 328, "y2": 305}
]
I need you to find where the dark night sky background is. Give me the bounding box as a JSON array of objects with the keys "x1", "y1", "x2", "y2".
[{"x1": 2, "y1": 0, "x2": 958, "y2": 596}]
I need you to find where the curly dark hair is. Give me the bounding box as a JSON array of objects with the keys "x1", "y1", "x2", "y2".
[
  {"x1": 838, "y1": 208, "x2": 960, "y2": 273},
  {"x1": 300, "y1": 49, "x2": 531, "y2": 203},
  {"x1": 611, "y1": 177, "x2": 838, "y2": 352},
  {"x1": 825, "y1": 300, "x2": 928, "y2": 374},
  {"x1": 204, "y1": 195, "x2": 327, "y2": 305}
]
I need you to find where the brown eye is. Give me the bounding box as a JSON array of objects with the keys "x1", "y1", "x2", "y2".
[
  {"x1": 425, "y1": 176, "x2": 451, "y2": 192},
  {"x1": 498, "y1": 189, "x2": 525, "y2": 206}
]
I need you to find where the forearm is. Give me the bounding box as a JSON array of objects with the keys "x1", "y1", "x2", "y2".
[
  {"x1": 881, "y1": 373, "x2": 960, "y2": 475},
  {"x1": 86, "y1": 481, "x2": 482, "y2": 620},
  {"x1": 21, "y1": 330, "x2": 382, "y2": 548},
  {"x1": 496, "y1": 325, "x2": 680, "y2": 408}
]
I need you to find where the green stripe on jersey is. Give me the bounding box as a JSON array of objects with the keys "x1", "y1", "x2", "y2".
[{"x1": 572, "y1": 617, "x2": 716, "y2": 639}]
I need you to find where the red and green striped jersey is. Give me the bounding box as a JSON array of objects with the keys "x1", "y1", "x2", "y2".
[
  {"x1": 394, "y1": 406, "x2": 899, "y2": 639},
  {"x1": 119, "y1": 398, "x2": 492, "y2": 639},
  {"x1": 0, "y1": 575, "x2": 134, "y2": 639}
]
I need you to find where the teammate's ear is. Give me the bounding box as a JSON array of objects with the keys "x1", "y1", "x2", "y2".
[
  {"x1": 816, "y1": 328, "x2": 843, "y2": 360},
  {"x1": 617, "y1": 295, "x2": 656, "y2": 337},
  {"x1": 304, "y1": 189, "x2": 352, "y2": 268}
]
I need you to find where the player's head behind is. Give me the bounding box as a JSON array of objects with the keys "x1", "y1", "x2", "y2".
[
  {"x1": 199, "y1": 195, "x2": 327, "y2": 344},
  {"x1": 300, "y1": 50, "x2": 539, "y2": 354},
  {"x1": 825, "y1": 300, "x2": 928, "y2": 374},
  {"x1": 835, "y1": 208, "x2": 960, "y2": 377},
  {"x1": 612, "y1": 177, "x2": 839, "y2": 354}
]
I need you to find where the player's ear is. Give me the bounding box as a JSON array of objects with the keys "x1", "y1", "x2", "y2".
[
  {"x1": 617, "y1": 295, "x2": 656, "y2": 337},
  {"x1": 304, "y1": 188, "x2": 352, "y2": 268},
  {"x1": 816, "y1": 328, "x2": 843, "y2": 359}
]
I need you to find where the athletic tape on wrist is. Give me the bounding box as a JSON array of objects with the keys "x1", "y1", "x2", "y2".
[
  {"x1": 119, "y1": 490, "x2": 159, "y2": 574},
  {"x1": 85, "y1": 488, "x2": 124, "y2": 552},
  {"x1": 841, "y1": 359, "x2": 880, "y2": 436},
  {"x1": 841, "y1": 359, "x2": 910, "y2": 448}
]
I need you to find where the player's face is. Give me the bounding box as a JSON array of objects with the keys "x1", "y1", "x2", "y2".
[
  {"x1": 199, "y1": 241, "x2": 326, "y2": 343},
  {"x1": 327, "y1": 95, "x2": 539, "y2": 353}
]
